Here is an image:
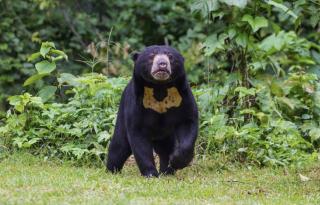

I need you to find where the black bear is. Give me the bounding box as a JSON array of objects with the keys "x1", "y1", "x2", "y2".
[{"x1": 106, "y1": 45, "x2": 198, "y2": 177}]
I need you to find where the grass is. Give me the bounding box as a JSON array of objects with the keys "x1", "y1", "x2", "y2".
[{"x1": 0, "y1": 153, "x2": 319, "y2": 205}]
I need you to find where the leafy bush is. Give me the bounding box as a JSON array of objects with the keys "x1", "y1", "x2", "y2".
[
  {"x1": 0, "y1": 73, "x2": 127, "y2": 165},
  {"x1": 195, "y1": 80, "x2": 319, "y2": 166},
  {"x1": 0, "y1": 39, "x2": 318, "y2": 166},
  {"x1": 192, "y1": 0, "x2": 320, "y2": 166},
  {"x1": 1, "y1": 0, "x2": 320, "y2": 167},
  {"x1": 1, "y1": 0, "x2": 319, "y2": 110},
  {"x1": 0, "y1": 0, "x2": 202, "y2": 110},
  {"x1": 1, "y1": 71, "x2": 318, "y2": 166}
]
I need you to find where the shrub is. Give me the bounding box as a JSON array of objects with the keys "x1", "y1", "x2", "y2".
[
  {"x1": 0, "y1": 73, "x2": 127, "y2": 165},
  {"x1": 191, "y1": 0, "x2": 320, "y2": 166},
  {"x1": 1, "y1": 72, "x2": 318, "y2": 166}
]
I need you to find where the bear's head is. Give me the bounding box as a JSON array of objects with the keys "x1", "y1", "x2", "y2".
[{"x1": 132, "y1": 45, "x2": 185, "y2": 84}]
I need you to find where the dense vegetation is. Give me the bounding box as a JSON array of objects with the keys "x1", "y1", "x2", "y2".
[{"x1": 1, "y1": 0, "x2": 320, "y2": 167}]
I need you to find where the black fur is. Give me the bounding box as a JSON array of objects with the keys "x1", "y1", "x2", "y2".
[{"x1": 106, "y1": 45, "x2": 198, "y2": 177}]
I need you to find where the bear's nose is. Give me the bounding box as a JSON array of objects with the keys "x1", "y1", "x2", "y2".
[{"x1": 158, "y1": 61, "x2": 167, "y2": 69}]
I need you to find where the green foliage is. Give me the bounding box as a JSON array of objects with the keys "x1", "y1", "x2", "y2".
[
  {"x1": 195, "y1": 82, "x2": 319, "y2": 166},
  {"x1": 1, "y1": 0, "x2": 320, "y2": 167},
  {"x1": 1, "y1": 73, "x2": 127, "y2": 164},
  {"x1": 0, "y1": 0, "x2": 201, "y2": 110},
  {"x1": 24, "y1": 42, "x2": 67, "y2": 90},
  {"x1": 8, "y1": 93, "x2": 43, "y2": 113},
  {"x1": 1, "y1": 72, "x2": 318, "y2": 166},
  {"x1": 192, "y1": 0, "x2": 320, "y2": 166}
]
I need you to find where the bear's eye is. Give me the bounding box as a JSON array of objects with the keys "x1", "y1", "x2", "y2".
[
  {"x1": 167, "y1": 53, "x2": 174, "y2": 61},
  {"x1": 147, "y1": 53, "x2": 155, "y2": 63},
  {"x1": 149, "y1": 53, "x2": 155, "y2": 57}
]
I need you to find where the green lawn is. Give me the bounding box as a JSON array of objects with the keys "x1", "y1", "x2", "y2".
[{"x1": 0, "y1": 153, "x2": 319, "y2": 205}]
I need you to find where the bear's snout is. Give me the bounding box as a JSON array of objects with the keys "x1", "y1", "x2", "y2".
[{"x1": 151, "y1": 54, "x2": 171, "y2": 81}]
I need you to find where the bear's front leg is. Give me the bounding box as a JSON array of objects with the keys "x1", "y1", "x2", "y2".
[
  {"x1": 128, "y1": 131, "x2": 159, "y2": 177},
  {"x1": 169, "y1": 121, "x2": 198, "y2": 170},
  {"x1": 153, "y1": 139, "x2": 176, "y2": 175}
]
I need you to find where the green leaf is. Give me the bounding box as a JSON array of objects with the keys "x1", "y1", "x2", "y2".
[
  {"x1": 58, "y1": 73, "x2": 80, "y2": 87},
  {"x1": 253, "y1": 17, "x2": 268, "y2": 31},
  {"x1": 234, "y1": 87, "x2": 256, "y2": 98},
  {"x1": 311, "y1": 51, "x2": 320, "y2": 64},
  {"x1": 221, "y1": 0, "x2": 248, "y2": 8},
  {"x1": 97, "y1": 131, "x2": 111, "y2": 143},
  {"x1": 237, "y1": 147, "x2": 247, "y2": 152},
  {"x1": 309, "y1": 128, "x2": 320, "y2": 142},
  {"x1": 51, "y1": 49, "x2": 68, "y2": 61},
  {"x1": 227, "y1": 28, "x2": 236, "y2": 39},
  {"x1": 23, "y1": 73, "x2": 48, "y2": 86},
  {"x1": 242, "y1": 14, "x2": 253, "y2": 23},
  {"x1": 191, "y1": 0, "x2": 220, "y2": 18},
  {"x1": 266, "y1": 0, "x2": 298, "y2": 20},
  {"x1": 242, "y1": 15, "x2": 268, "y2": 32},
  {"x1": 276, "y1": 97, "x2": 295, "y2": 110},
  {"x1": 203, "y1": 34, "x2": 225, "y2": 56},
  {"x1": 8, "y1": 96, "x2": 21, "y2": 106},
  {"x1": 310, "y1": 13, "x2": 320, "y2": 28},
  {"x1": 8, "y1": 95, "x2": 27, "y2": 112},
  {"x1": 259, "y1": 32, "x2": 285, "y2": 53},
  {"x1": 35, "y1": 60, "x2": 56, "y2": 74},
  {"x1": 42, "y1": 42, "x2": 55, "y2": 48},
  {"x1": 23, "y1": 138, "x2": 41, "y2": 148},
  {"x1": 13, "y1": 137, "x2": 28, "y2": 148},
  {"x1": 30, "y1": 96, "x2": 44, "y2": 108},
  {"x1": 235, "y1": 32, "x2": 248, "y2": 47},
  {"x1": 38, "y1": 86, "x2": 57, "y2": 102},
  {"x1": 301, "y1": 114, "x2": 312, "y2": 120},
  {"x1": 40, "y1": 42, "x2": 55, "y2": 57},
  {"x1": 40, "y1": 46, "x2": 50, "y2": 58},
  {"x1": 28, "y1": 52, "x2": 41, "y2": 62},
  {"x1": 256, "y1": 112, "x2": 269, "y2": 125},
  {"x1": 270, "y1": 81, "x2": 284, "y2": 97}
]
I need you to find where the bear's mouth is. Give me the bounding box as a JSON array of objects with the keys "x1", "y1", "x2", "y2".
[{"x1": 151, "y1": 69, "x2": 170, "y2": 81}]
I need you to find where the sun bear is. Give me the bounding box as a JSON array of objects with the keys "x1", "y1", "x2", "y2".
[{"x1": 106, "y1": 45, "x2": 198, "y2": 177}]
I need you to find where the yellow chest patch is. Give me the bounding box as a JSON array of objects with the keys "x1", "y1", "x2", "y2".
[{"x1": 143, "y1": 86, "x2": 182, "y2": 113}]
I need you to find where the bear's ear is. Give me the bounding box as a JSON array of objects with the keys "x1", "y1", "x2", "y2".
[{"x1": 131, "y1": 52, "x2": 140, "y2": 62}]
